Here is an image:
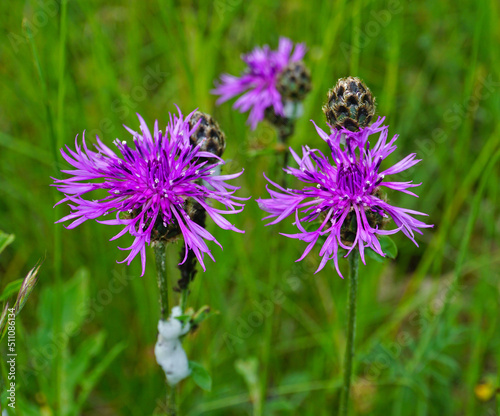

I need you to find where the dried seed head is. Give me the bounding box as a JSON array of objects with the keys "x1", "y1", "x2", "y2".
[
  {"x1": 0, "y1": 304, "x2": 10, "y2": 339},
  {"x1": 188, "y1": 111, "x2": 226, "y2": 157},
  {"x1": 323, "y1": 76, "x2": 376, "y2": 132},
  {"x1": 1, "y1": 262, "x2": 41, "y2": 340},
  {"x1": 277, "y1": 61, "x2": 312, "y2": 101},
  {"x1": 14, "y1": 263, "x2": 41, "y2": 314}
]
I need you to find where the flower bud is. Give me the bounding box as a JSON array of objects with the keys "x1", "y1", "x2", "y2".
[
  {"x1": 276, "y1": 61, "x2": 312, "y2": 101},
  {"x1": 189, "y1": 111, "x2": 226, "y2": 157},
  {"x1": 323, "y1": 76, "x2": 376, "y2": 132}
]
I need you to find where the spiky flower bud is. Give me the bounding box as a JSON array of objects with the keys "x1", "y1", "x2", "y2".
[
  {"x1": 188, "y1": 111, "x2": 226, "y2": 157},
  {"x1": 323, "y1": 77, "x2": 376, "y2": 132},
  {"x1": 277, "y1": 61, "x2": 312, "y2": 101},
  {"x1": 265, "y1": 61, "x2": 311, "y2": 142}
]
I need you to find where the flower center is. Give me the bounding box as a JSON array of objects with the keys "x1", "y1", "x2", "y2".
[{"x1": 337, "y1": 163, "x2": 364, "y2": 197}]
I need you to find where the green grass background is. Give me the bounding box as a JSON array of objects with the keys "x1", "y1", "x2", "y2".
[{"x1": 1, "y1": 0, "x2": 499, "y2": 415}]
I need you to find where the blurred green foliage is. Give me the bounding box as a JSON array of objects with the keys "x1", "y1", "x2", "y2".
[{"x1": 0, "y1": 0, "x2": 499, "y2": 415}]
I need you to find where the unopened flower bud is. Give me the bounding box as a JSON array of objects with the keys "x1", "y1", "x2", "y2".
[
  {"x1": 277, "y1": 61, "x2": 312, "y2": 101},
  {"x1": 323, "y1": 76, "x2": 376, "y2": 132},
  {"x1": 189, "y1": 111, "x2": 226, "y2": 157}
]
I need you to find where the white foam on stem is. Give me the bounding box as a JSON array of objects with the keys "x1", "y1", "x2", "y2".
[{"x1": 154, "y1": 306, "x2": 191, "y2": 386}]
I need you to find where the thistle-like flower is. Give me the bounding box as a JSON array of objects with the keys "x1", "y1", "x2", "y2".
[
  {"x1": 257, "y1": 117, "x2": 433, "y2": 276},
  {"x1": 212, "y1": 37, "x2": 309, "y2": 129},
  {"x1": 53, "y1": 109, "x2": 246, "y2": 275}
]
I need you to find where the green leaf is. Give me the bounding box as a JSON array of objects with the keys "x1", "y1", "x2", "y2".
[
  {"x1": 379, "y1": 235, "x2": 398, "y2": 259},
  {"x1": 192, "y1": 305, "x2": 217, "y2": 327},
  {"x1": 0, "y1": 231, "x2": 15, "y2": 255},
  {"x1": 189, "y1": 361, "x2": 212, "y2": 391},
  {"x1": 175, "y1": 314, "x2": 192, "y2": 323},
  {"x1": 364, "y1": 236, "x2": 398, "y2": 262},
  {"x1": 365, "y1": 248, "x2": 385, "y2": 263},
  {"x1": 0, "y1": 279, "x2": 23, "y2": 302}
]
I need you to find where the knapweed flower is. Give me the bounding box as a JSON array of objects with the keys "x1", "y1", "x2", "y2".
[
  {"x1": 53, "y1": 109, "x2": 245, "y2": 275},
  {"x1": 212, "y1": 37, "x2": 309, "y2": 129},
  {"x1": 257, "y1": 117, "x2": 432, "y2": 276}
]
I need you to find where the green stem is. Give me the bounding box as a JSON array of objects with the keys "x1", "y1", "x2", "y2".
[
  {"x1": 154, "y1": 242, "x2": 170, "y2": 321},
  {"x1": 166, "y1": 387, "x2": 177, "y2": 416},
  {"x1": 180, "y1": 288, "x2": 189, "y2": 313},
  {"x1": 54, "y1": 1, "x2": 68, "y2": 412},
  {"x1": 339, "y1": 252, "x2": 359, "y2": 416},
  {"x1": 153, "y1": 242, "x2": 177, "y2": 415}
]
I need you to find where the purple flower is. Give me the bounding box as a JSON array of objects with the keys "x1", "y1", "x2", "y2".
[
  {"x1": 257, "y1": 117, "x2": 433, "y2": 277},
  {"x1": 53, "y1": 109, "x2": 246, "y2": 275},
  {"x1": 212, "y1": 37, "x2": 306, "y2": 130}
]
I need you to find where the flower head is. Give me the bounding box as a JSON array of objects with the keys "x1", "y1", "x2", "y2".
[
  {"x1": 53, "y1": 109, "x2": 246, "y2": 275},
  {"x1": 257, "y1": 117, "x2": 433, "y2": 277},
  {"x1": 212, "y1": 37, "x2": 307, "y2": 129}
]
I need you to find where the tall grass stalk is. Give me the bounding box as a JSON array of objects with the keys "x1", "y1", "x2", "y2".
[{"x1": 53, "y1": 1, "x2": 68, "y2": 412}]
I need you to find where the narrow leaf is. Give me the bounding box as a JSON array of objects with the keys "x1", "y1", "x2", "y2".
[{"x1": 0, "y1": 231, "x2": 15, "y2": 255}]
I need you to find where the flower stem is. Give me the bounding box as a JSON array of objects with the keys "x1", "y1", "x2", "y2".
[
  {"x1": 153, "y1": 242, "x2": 177, "y2": 415},
  {"x1": 339, "y1": 252, "x2": 359, "y2": 416},
  {"x1": 180, "y1": 288, "x2": 189, "y2": 313},
  {"x1": 154, "y1": 242, "x2": 170, "y2": 321},
  {"x1": 166, "y1": 387, "x2": 177, "y2": 416}
]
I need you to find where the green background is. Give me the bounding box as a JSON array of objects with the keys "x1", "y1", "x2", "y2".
[{"x1": 0, "y1": 0, "x2": 499, "y2": 415}]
